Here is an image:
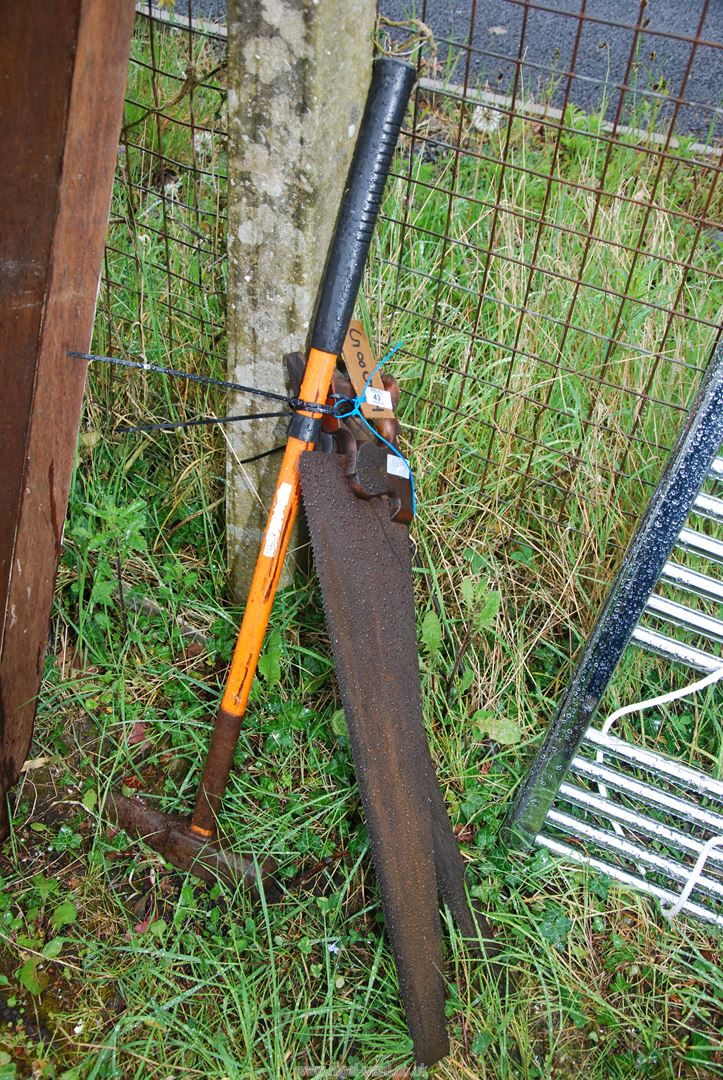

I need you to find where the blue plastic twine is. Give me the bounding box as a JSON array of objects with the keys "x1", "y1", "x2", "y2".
[{"x1": 333, "y1": 340, "x2": 416, "y2": 516}]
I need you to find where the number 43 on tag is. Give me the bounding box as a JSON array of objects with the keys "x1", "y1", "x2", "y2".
[{"x1": 365, "y1": 386, "x2": 393, "y2": 411}]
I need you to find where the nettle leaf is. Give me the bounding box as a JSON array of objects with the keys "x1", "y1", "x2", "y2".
[
  {"x1": 421, "y1": 610, "x2": 443, "y2": 658},
  {"x1": 330, "y1": 709, "x2": 348, "y2": 738},
  {"x1": 68, "y1": 522, "x2": 92, "y2": 544},
  {"x1": 456, "y1": 667, "x2": 475, "y2": 693},
  {"x1": 50, "y1": 901, "x2": 78, "y2": 929},
  {"x1": 463, "y1": 546, "x2": 485, "y2": 574},
  {"x1": 460, "y1": 577, "x2": 476, "y2": 609},
  {"x1": 460, "y1": 577, "x2": 500, "y2": 635},
  {"x1": 257, "y1": 652, "x2": 280, "y2": 687},
  {"x1": 90, "y1": 577, "x2": 116, "y2": 606},
  {"x1": 83, "y1": 497, "x2": 148, "y2": 556},
  {"x1": 476, "y1": 590, "x2": 501, "y2": 631},
  {"x1": 86, "y1": 530, "x2": 113, "y2": 552},
  {"x1": 93, "y1": 610, "x2": 111, "y2": 631},
  {"x1": 510, "y1": 545, "x2": 533, "y2": 566},
  {"x1": 258, "y1": 630, "x2": 282, "y2": 688},
  {"x1": 17, "y1": 957, "x2": 47, "y2": 995},
  {"x1": 473, "y1": 709, "x2": 521, "y2": 745}
]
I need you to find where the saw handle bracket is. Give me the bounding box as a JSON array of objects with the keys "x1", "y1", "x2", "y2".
[{"x1": 329, "y1": 429, "x2": 412, "y2": 524}]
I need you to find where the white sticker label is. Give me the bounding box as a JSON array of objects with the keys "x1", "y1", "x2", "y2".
[
  {"x1": 387, "y1": 454, "x2": 410, "y2": 479},
  {"x1": 263, "y1": 482, "x2": 293, "y2": 558},
  {"x1": 365, "y1": 386, "x2": 393, "y2": 411}
]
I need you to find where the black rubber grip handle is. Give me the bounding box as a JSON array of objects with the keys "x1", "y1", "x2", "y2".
[{"x1": 310, "y1": 58, "x2": 415, "y2": 356}]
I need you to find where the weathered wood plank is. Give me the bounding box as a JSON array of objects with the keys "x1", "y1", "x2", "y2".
[{"x1": 0, "y1": 0, "x2": 135, "y2": 828}]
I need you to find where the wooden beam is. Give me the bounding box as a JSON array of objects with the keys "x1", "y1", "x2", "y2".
[{"x1": 0, "y1": 0, "x2": 135, "y2": 829}]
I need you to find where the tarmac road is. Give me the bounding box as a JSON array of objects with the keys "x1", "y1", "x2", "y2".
[
  {"x1": 174, "y1": 1, "x2": 721, "y2": 140},
  {"x1": 381, "y1": 0, "x2": 722, "y2": 140}
]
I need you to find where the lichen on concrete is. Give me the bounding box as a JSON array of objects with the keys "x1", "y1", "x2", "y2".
[{"x1": 226, "y1": 0, "x2": 376, "y2": 600}]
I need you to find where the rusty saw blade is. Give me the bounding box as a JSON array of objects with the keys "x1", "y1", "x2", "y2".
[{"x1": 299, "y1": 450, "x2": 491, "y2": 1066}]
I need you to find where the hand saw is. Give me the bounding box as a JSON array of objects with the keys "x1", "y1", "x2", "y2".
[{"x1": 300, "y1": 392, "x2": 497, "y2": 1065}]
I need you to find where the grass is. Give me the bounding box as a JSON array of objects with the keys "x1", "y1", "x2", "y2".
[{"x1": 0, "y1": 14, "x2": 722, "y2": 1079}]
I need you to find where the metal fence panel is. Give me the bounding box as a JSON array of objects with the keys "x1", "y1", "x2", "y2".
[
  {"x1": 95, "y1": 4, "x2": 228, "y2": 431},
  {"x1": 375, "y1": 0, "x2": 722, "y2": 613}
]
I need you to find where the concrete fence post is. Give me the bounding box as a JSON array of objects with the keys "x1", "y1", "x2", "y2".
[{"x1": 226, "y1": 0, "x2": 377, "y2": 600}]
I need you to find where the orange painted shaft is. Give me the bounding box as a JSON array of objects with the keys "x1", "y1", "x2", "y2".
[{"x1": 191, "y1": 347, "x2": 337, "y2": 834}]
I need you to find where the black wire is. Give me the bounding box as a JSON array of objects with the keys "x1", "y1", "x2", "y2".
[
  {"x1": 118, "y1": 409, "x2": 289, "y2": 434},
  {"x1": 69, "y1": 350, "x2": 292, "y2": 405},
  {"x1": 235, "y1": 445, "x2": 285, "y2": 465},
  {"x1": 70, "y1": 350, "x2": 350, "y2": 418}
]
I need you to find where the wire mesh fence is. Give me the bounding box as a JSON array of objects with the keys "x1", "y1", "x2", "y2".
[
  {"x1": 371, "y1": 1, "x2": 723, "y2": 893},
  {"x1": 93, "y1": 3, "x2": 228, "y2": 434},
  {"x1": 94, "y1": 2, "x2": 722, "y2": 640},
  {"x1": 375, "y1": 1, "x2": 722, "y2": 611}
]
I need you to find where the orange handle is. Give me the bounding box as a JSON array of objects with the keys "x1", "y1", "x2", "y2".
[
  {"x1": 221, "y1": 347, "x2": 336, "y2": 713},
  {"x1": 191, "y1": 347, "x2": 336, "y2": 834}
]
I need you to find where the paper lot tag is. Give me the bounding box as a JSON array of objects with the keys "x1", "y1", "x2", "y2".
[
  {"x1": 365, "y1": 386, "x2": 393, "y2": 410},
  {"x1": 342, "y1": 321, "x2": 395, "y2": 419},
  {"x1": 386, "y1": 453, "x2": 410, "y2": 479}
]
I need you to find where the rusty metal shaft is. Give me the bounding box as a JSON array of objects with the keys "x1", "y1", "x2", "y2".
[{"x1": 107, "y1": 793, "x2": 279, "y2": 898}]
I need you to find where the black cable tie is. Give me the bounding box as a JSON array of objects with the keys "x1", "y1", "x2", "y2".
[
  {"x1": 235, "y1": 445, "x2": 285, "y2": 466},
  {"x1": 71, "y1": 351, "x2": 363, "y2": 420},
  {"x1": 288, "y1": 397, "x2": 338, "y2": 417},
  {"x1": 331, "y1": 397, "x2": 359, "y2": 418}
]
